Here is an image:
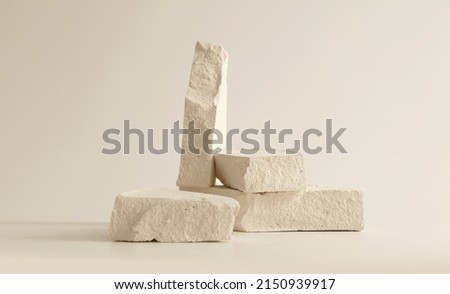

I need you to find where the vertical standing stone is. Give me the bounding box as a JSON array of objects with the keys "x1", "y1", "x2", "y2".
[{"x1": 177, "y1": 42, "x2": 228, "y2": 188}]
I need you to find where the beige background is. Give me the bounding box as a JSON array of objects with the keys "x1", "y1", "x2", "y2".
[{"x1": 1, "y1": 0, "x2": 450, "y2": 273}]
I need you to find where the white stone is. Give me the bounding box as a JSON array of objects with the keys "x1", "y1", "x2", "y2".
[
  {"x1": 181, "y1": 186, "x2": 364, "y2": 232},
  {"x1": 214, "y1": 152, "x2": 306, "y2": 193},
  {"x1": 110, "y1": 188, "x2": 239, "y2": 242},
  {"x1": 177, "y1": 41, "x2": 228, "y2": 188}
]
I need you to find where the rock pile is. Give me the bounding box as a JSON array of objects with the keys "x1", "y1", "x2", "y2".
[{"x1": 110, "y1": 42, "x2": 364, "y2": 242}]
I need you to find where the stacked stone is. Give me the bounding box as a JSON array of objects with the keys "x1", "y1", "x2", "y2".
[
  {"x1": 177, "y1": 42, "x2": 364, "y2": 233},
  {"x1": 184, "y1": 152, "x2": 363, "y2": 232},
  {"x1": 109, "y1": 41, "x2": 363, "y2": 243}
]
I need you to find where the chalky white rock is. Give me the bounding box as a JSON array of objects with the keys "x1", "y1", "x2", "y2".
[
  {"x1": 177, "y1": 41, "x2": 228, "y2": 188},
  {"x1": 110, "y1": 188, "x2": 239, "y2": 242},
  {"x1": 181, "y1": 185, "x2": 364, "y2": 232},
  {"x1": 214, "y1": 152, "x2": 306, "y2": 193}
]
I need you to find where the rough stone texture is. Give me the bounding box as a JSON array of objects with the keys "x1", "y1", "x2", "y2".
[
  {"x1": 181, "y1": 185, "x2": 364, "y2": 232},
  {"x1": 177, "y1": 41, "x2": 228, "y2": 188},
  {"x1": 110, "y1": 188, "x2": 239, "y2": 242},
  {"x1": 214, "y1": 152, "x2": 306, "y2": 193}
]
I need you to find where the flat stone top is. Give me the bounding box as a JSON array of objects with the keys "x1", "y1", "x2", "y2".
[{"x1": 119, "y1": 188, "x2": 239, "y2": 206}]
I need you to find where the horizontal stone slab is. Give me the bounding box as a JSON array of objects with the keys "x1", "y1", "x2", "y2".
[
  {"x1": 110, "y1": 188, "x2": 239, "y2": 242},
  {"x1": 181, "y1": 185, "x2": 364, "y2": 232},
  {"x1": 214, "y1": 152, "x2": 306, "y2": 193}
]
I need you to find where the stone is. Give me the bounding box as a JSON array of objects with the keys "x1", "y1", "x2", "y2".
[
  {"x1": 110, "y1": 188, "x2": 239, "y2": 242},
  {"x1": 181, "y1": 185, "x2": 364, "y2": 232},
  {"x1": 176, "y1": 41, "x2": 228, "y2": 188},
  {"x1": 214, "y1": 152, "x2": 306, "y2": 193}
]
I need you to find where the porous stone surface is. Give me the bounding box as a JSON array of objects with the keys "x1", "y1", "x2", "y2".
[
  {"x1": 181, "y1": 185, "x2": 364, "y2": 232},
  {"x1": 110, "y1": 188, "x2": 239, "y2": 242},
  {"x1": 214, "y1": 152, "x2": 306, "y2": 193},
  {"x1": 177, "y1": 41, "x2": 228, "y2": 188}
]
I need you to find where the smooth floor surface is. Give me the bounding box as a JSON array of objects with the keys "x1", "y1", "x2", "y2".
[{"x1": 0, "y1": 222, "x2": 449, "y2": 274}]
